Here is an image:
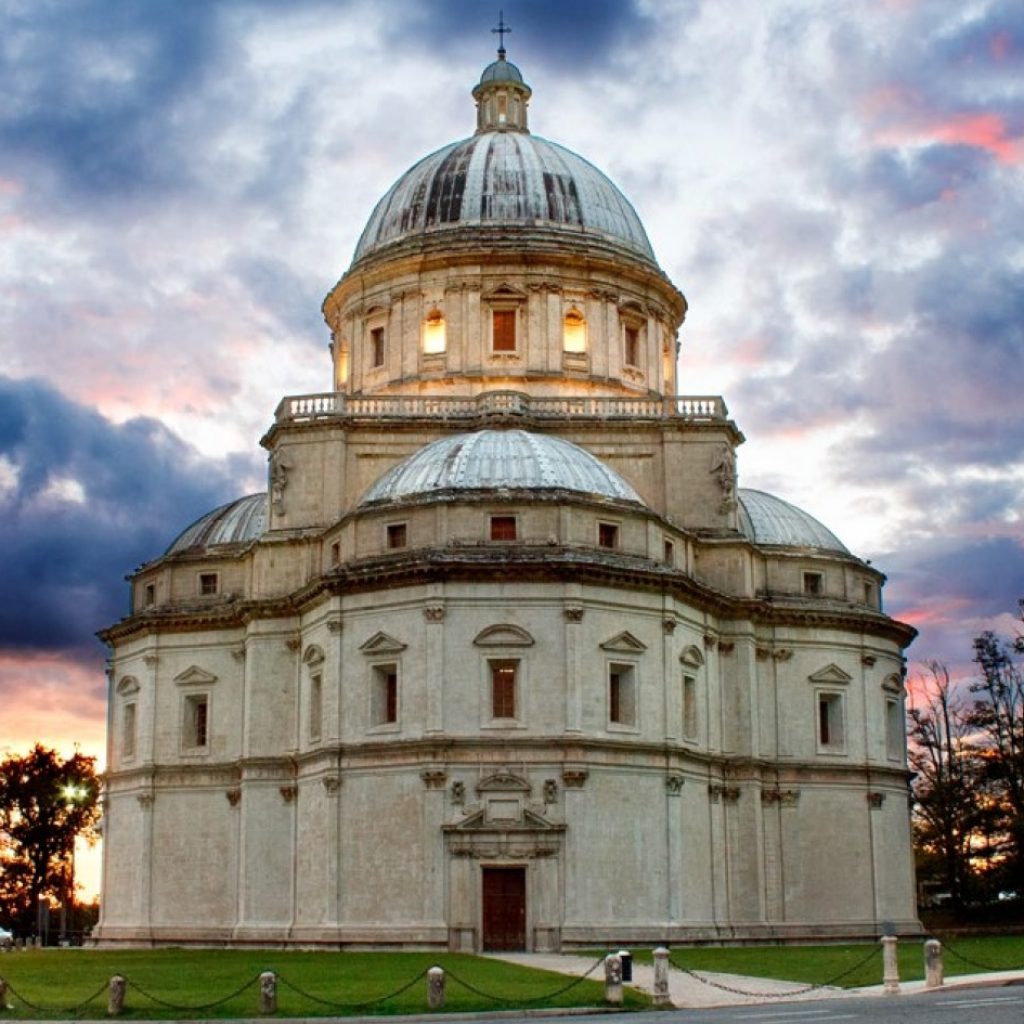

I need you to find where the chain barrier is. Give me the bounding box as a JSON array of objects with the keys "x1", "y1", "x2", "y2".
[
  {"x1": 444, "y1": 951, "x2": 608, "y2": 1006},
  {"x1": 125, "y1": 972, "x2": 262, "y2": 1012},
  {"x1": 934, "y1": 936, "x2": 1024, "y2": 973},
  {"x1": 275, "y1": 966, "x2": 430, "y2": 1011},
  {"x1": 2, "y1": 978, "x2": 109, "y2": 1017},
  {"x1": 668, "y1": 944, "x2": 881, "y2": 999}
]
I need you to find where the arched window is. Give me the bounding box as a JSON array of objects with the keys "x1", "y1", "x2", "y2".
[
  {"x1": 562, "y1": 308, "x2": 587, "y2": 353},
  {"x1": 422, "y1": 308, "x2": 446, "y2": 355}
]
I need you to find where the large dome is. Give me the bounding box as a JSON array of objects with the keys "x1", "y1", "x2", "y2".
[
  {"x1": 359, "y1": 429, "x2": 644, "y2": 507},
  {"x1": 166, "y1": 493, "x2": 267, "y2": 555},
  {"x1": 738, "y1": 488, "x2": 849, "y2": 554},
  {"x1": 352, "y1": 132, "x2": 656, "y2": 265}
]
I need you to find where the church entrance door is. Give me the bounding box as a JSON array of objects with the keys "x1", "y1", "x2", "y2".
[{"x1": 481, "y1": 867, "x2": 526, "y2": 950}]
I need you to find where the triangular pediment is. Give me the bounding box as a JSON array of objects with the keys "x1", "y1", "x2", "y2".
[
  {"x1": 359, "y1": 631, "x2": 407, "y2": 655},
  {"x1": 483, "y1": 283, "x2": 527, "y2": 301},
  {"x1": 600, "y1": 631, "x2": 647, "y2": 653},
  {"x1": 680, "y1": 644, "x2": 705, "y2": 668},
  {"x1": 477, "y1": 771, "x2": 531, "y2": 794},
  {"x1": 174, "y1": 665, "x2": 218, "y2": 687},
  {"x1": 445, "y1": 807, "x2": 563, "y2": 834},
  {"x1": 808, "y1": 663, "x2": 853, "y2": 686},
  {"x1": 473, "y1": 624, "x2": 535, "y2": 648}
]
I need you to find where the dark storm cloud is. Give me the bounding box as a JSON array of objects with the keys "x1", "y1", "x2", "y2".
[{"x1": 0, "y1": 376, "x2": 245, "y2": 657}]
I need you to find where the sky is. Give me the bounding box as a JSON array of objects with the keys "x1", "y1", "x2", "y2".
[{"x1": 1, "y1": 0, "x2": 1021, "y2": 777}]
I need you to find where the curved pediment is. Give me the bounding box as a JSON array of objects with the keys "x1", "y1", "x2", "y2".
[
  {"x1": 303, "y1": 644, "x2": 325, "y2": 666},
  {"x1": 116, "y1": 675, "x2": 140, "y2": 696},
  {"x1": 476, "y1": 771, "x2": 531, "y2": 794},
  {"x1": 473, "y1": 624, "x2": 535, "y2": 648},
  {"x1": 680, "y1": 644, "x2": 705, "y2": 668}
]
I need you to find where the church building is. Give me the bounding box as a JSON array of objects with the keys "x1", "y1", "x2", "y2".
[{"x1": 95, "y1": 46, "x2": 918, "y2": 949}]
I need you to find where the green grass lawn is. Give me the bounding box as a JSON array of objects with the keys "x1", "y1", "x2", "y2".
[
  {"x1": 0, "y1": 948, "x2": 644, "y2": 1019},
  {"x1": 632, "y1": 935, "x2": 1024, "y2": 989}
]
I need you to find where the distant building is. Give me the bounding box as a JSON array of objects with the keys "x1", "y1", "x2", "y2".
[{"x1": 96, "y1": 49, "x2": 918, "y2": 949}]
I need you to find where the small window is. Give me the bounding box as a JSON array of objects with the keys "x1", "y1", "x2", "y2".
[
  {"x1": 863, "y1": 581, "x2": 874, "y2": 606},
  {"x1": 624, "y1": 325, "x2": 641, "y2": 367},
  {"x1": 387, "y1": 523, "x2": 408, "y2": 549},
  {"x1": 199, "y1": 573, "x2": 218, "y2": 596},
  {"x1": 492, "y1": 309, "x2": 517, "y2": 352},
  {"x1": 144, "y1": 583, "x2": 155, "y2": 606},
  {"x1": 803, "y1": 572, "x2": 823, "y2": 596},
  {"x1": 422, "y1": 309, "x2": 446, "y2": 354},
  {"x1": 490, "y1": 660, "x2": 518, "y2": 719},
  {"x1": 563, "y1": 308, "x2": 587, "y2": 353},
  {"x1": 885, "y1": 697, "x2": 903, "y2": 760},
  {"x1": 598, "y1": 522, "x2": 619, "y2": 549},
  {"x1": 309, "y1": 673, "x2": 323, "y2": 743},
  {"x1": 682, "y1": 674, "x2": 697, "y2": 740},
  {"x1": 122, "y1": 703, "x2": 137, "y2": 758},
  {"x1": 329, "y1": 541, "x2": 341, "y2": 566},
  {"x1": 184, "y1": 694, "x2": 209, "y2": 749},
  {"x1": 609, "y1": 664, "x2": 637, "y2": 726},
  {"x1": 818, "y1": 693, "x2": 844, "y2": 749},
  {"x1": 372, "y1": 664, "x2": 398, "y2": 727},
  {"x1": 490, "y1": 515, "x2": 517, "y2": 541},
  {"x1": 663, "y1": 539, "x2": 674, "y2": 566},
  {"x1": 370, "y1": 326, "x2": 385, "y2": 368}
]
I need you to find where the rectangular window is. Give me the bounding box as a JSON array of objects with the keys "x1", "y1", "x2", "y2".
[
  {"x1": 199, "y1": 573, "x2": 218, "y2": 596},
  {"x1": 803, "y1": 571, "x2": 823, "y2": 596},
  {"x1": 818, "y1": 693, "x2": 844, "y2": 749},
  {"x1": 387, "y1": 522, "x2": 408, "y2": 549},
  {"x1": 609, "y1": 664, "x2": 637, "y2": 727},
  {"x1": 184, "y1": 694, "x2": 209, "y2": 749},
  {"x1": 144, "y1": 583, "x2": 155, "y2": 606},
  {"x1": 492, "y1": 309, "x2": 517, "y2": 352},
  {"x1": 309, "y1": 673, "x2": 323, "y2": 743},
  {"x1": 372, "y1": 664, "x2": 398, "y2": 727},
  {"x1": 122, "y1": 703, "x2": 137, "y2": 758},
  {"x1": 330, "y1": 541, "x2": 341, "y2": 565},
  {"x1": 664, "y1": 539, "x2": 674, "y2": 566},
  {"x1": 624, "y1": 325, "x2": 640, "y2": 366},
  {"x1": 370, "y1": 326, "x2": 385, "y2": 367},
  {"x1": 490, "y1": 515, "x2": 517, "y2": 541},
  {"x1": 598, "y1": 522, "x2": 619, "y2": 549},
  {"x1": 863, "y1": 581, "x2": 874, "y2": 606},
  {"x1": 490, "y1": 660, "x2": 518, "y2": 719},
  {"x1": 885, "y1": 697, "x2": 903, "y2": 760},
  {"x1": 682, "y1": 674, "x2": 697, "y2": 740}
]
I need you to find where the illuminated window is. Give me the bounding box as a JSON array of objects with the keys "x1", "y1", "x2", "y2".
[
  {"x1": 609, "y1": 664, "x2": 637, "y2": 726},
  {"x1": 387, "y1": 523, "x2": 408, "y2": 549},
  {"x1": 598, "y1": 522, "x2": 619, "y2": 549},
  {"x1": 184, "y1": 694, "x2": 209, "y2": 749},
  {"x1": 199, "y1": 573, "x2": 218, "y2": 596},
  {"x1": 492, "y1": 309, "x2": 517, "y2": 352},
  {"x1": 490, "y1": 515, "x2": 517, "y2": 541},
  {"x1": 370, "y1": 326, "x2": 385, "y2": 367},
  {"x1": 422, "y1": 309, "x2": 446, "y2": 354},
  {"x1": 563, "y1": 308, "x2": 587, "y2": 353},
  {"x1": 803, "y1": 572, "x2": 823, "y2": 596},
  {"x1": 490, "y1": 660, "x2": 518, "y2": 719},
  {"x1": 372, "y1": 664, "x2": 398, "y2": 727}
]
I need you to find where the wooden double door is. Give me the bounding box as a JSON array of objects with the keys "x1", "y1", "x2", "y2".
[{"x1": 481, "y1": 867, "x2": 526, "y2": 950}]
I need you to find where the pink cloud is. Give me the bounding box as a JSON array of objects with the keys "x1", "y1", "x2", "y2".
[{"x1": 990, "y1": 32, "x2": 1013, "y2": 62}]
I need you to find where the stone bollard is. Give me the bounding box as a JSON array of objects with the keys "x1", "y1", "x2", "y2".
[
  {"x1": 604, "y1": 953, "x2": 623, "y2": 1005},
  {"x1": 0, "y1": 977, "x2": 11, "y2": 1011},
  {"x1": 259, "y1": 971, "x2": 277, "y2": 1014},
  {"x1": 108, "y1": 975, "x2": 126, "y2": 1017},
  {"x1": 427, "y1": 966, "x2": 445, "y2": 1009},
  {"x1": 925, "y1": 938, "x2": 944, "y2": 988},
  {"x1": 881, "y1": 934, "x2": 899, "y2": 995},
  {"x1": 652, "y1": 947, "x2": 672, "y2": 1007}
]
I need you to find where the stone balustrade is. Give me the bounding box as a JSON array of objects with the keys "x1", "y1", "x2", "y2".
[{"x1": 275, "y1": 390, "x2": 729, "y2": 426}]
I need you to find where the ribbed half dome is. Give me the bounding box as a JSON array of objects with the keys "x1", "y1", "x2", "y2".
[
  {"x1": 738, "y1": 489, "x2": 849, "y2": 554},
  {"x1": 359, "y1": 430, "x2": 644, "y2": 507},
  {"x1": 353, "y1": 132, "x2": 656, "y2": 264},
  {"x1": 166, "y1": 493, "x2": 268, "y2": 555}
]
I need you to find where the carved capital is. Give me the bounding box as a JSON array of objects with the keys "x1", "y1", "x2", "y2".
[
  {"x1": 703, "y1": 632, "x2": 718, "y2": 649},
  {"x1": 563, "y1": 605, "x2": 584, "y2": 623},
  {"x1": 756, "y1": 646, "x2": 772, "y2": 661},
  {"x1": 773, "y1": 648, "x2": 793, "y2": 662},
  {"x1": 718, "y1": 641, "x2": 735, "y2": 655},
  {"x1": 665, "y1": 775, "x2": 685, "y2": 795},
  {"x1": 867, "y1": 791, "x2": 886, "y2": 809},
  {"x1": 280, "y1": 785, "x2": 298, "y2": 803},
  {"x1": 136, "y1": 793, "x2": 154, "y2": 808},
  {"x1": 662, "y1": 617, "x2": 678, "y2": 635},
  {"x1": 708, "y1": 784, "x2": 740, "y2": 804},
  {"x1": 543, "y1": 779, "x2": 558, "y2": 804},
  {"x1": 862, "y1": 654, "x2": 877, "y2": 667},
  {"x1": 286, "y1": 636, "x2": 301, "y2": 652},
  {"x1": 562, "y1": 767, "x2": 589, "y2": 789},
  {"x1": 327, "y1": 619, "x2": 343, "y2": 634},
  {"x1": 230, "y1": 647, "x2": 246, "y2": 663},
  {"x1": 423, "y1": 603, "x2": 446, "y2": 623},
  {"x1": 421, "y1": 769, "x2": 447, "y2": 789},
  {"x1": 226, "y1": 788, "x2": 241, "y2": 807},
  {"x1": 322, "y1": 776, "x2": 341, "y2": 795},
  {"x1": 143, "y1": 654, "x2": 159, "y2": 667},
  {"x1": 761, "y1": 788, "x2": 800, "y2": 806}
]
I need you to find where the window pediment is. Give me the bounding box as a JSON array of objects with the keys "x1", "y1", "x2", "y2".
[
  {"x1": 360, "y1": 631, "x2": 407, "y2": 655},
  {"x1": 473, "y1": 624, "x2": 535, "y2": 648},
  {"x1": 680, "y1": 644, "x2": 705, "y2": 668},
  {"x1": 600, "y1": 631, "x2": 647, "y2": 653},
  {"x1": 174, "y1": 666, "x2": 218, "y2": 687},
  {"x1": 303, "y1": 644, "x2": 325, "y2": 666},
  {"x1": 116, "y1": 675, "x2": 140, "y2": 696},
  {"x1": 476, "y1": 771, "x2": 531, "y2": 794},
  {"x1": 882, "y1": 673, "x2": 905, "y2": 695},
  {"x1": 483, "y1": 283, "x2": 527, "y2": 302},
  {"x1": 808, "y1": 663, "x2": 853, "y2": 686}
]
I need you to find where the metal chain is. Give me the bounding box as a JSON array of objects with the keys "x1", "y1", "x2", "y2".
[
  {"x1": 275, "y1": 966, "x2": 429, "y2": 1010},
  {"x1": 668, "y1": 944, "x2": 881, "y2": 998},
  {"x1": 936, "y1": 936, "x2": 1024, "y2": 973},
  {"x1": 125, "y1": 972, "x2": 261, "y2": 1012},
  {"x1": 444, "y1": 952, "x2": 607, "y2": 1005},
  {"x1": 2, "y1": 978, "x2": 109, "y2": 1016}
]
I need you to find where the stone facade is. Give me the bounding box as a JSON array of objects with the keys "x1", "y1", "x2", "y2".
[{"x1": 95, "y1": 52, "x2": 918, "y2": 949}]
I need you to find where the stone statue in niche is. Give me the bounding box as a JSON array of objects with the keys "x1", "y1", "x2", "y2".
[
  {"x1": 270, "y1": 451, "x2": 291, "y2": 515},
  {"x1": 711, "y1": 443, "x2": 737, "y2": 513}
]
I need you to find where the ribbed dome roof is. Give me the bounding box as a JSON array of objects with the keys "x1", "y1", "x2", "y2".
[
  {"x1": 478, "y1": 56, "x2": 525, "y2": 84},
  {"x1": 359, "y1": 429, "x2": 644, "y2": 507},
  {"x1": 352, "y1": 132, "x2": 656, "y2": 263},
  {"x1": 166, "y1": 493, "x2": 267, "y2": 555},
  {"x1": 738, "y1": 489, "x2": 849, "y2": 554}
]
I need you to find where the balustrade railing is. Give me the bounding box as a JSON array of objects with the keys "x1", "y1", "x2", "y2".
[{"x1": 274, "y1": 390, "x2": 728, "y2": 425}]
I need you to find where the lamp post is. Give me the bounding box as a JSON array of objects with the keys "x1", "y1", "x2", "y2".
[{"x1": 60, "y1": 783, "x2": 87, "y2": 945}]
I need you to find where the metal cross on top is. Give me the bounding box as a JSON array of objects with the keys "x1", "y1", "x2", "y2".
[{"x1": 492, "y1": 10, "x2": 511, "y2": 57}]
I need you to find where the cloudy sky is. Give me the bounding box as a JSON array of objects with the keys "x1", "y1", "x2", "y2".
[{"x1": 1, "y1": 0, "x2": 1022, "y2": 772}]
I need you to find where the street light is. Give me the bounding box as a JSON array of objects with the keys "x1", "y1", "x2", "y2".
[{"x1": 60, "y1": 783, "x2": 87, "y2": 945}]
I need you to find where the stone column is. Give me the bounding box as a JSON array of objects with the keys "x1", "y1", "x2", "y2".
[{"x1": 563, "y1": 586, "x2": 583, "y2": 734}]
